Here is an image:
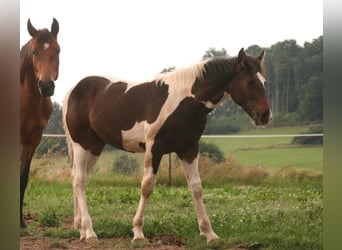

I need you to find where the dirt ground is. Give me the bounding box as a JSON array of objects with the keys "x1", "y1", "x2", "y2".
[
  {"x1": 20, "y1": 236, "x2": 257, "y2": 249},
  {"x1": 20, "y1": 215, "x2": 252, "y2": 249},
  {"x1": 20, "y1": 235, "x2": 186, "y2": 250}
]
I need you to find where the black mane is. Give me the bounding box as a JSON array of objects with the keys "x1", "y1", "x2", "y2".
[{"x1": 202, "y1": 56, "x2": 237, "y2": 81}]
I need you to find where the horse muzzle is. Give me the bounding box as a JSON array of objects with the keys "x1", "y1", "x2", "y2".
[
  {"x1": 38, "y1": 80, "x2": 55, "y2": 97},
  {"x1": 253, "y1": 110, "x2": 273, "y2": 126}
]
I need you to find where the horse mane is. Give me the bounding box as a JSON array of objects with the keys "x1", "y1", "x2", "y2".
[
  {"x1": 155, "y1": 56, "x2": 237, "y2": 88},
  {"x1": 20, "y1": 42, "x2": 33, "y2": 82},
  {"x1": 202, "y1": 56, "x2": 237, "y2": 80},
  {"x1": 155, "y1": 60, "x2": 206, "y2": 88}
]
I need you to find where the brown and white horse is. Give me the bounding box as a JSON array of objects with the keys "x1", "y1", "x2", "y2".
[
  {"x1": 20, "y1": 18, "x2": 60, "y2": 228},
  {"x1": 63, "y1": 48, "x2": 272, "y2": 242}
]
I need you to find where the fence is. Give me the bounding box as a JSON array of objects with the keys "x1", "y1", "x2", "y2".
[
  {"x1": 42, "y1": 133, "x2": 323, "y2": 186},
  {"x1": 43, "y1": 134, "x2": 324, "y2": 138}
]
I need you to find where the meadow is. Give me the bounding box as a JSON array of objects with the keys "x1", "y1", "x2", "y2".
[{"x1": 21, "y1": 126, "x2": 323, "y2": 249}]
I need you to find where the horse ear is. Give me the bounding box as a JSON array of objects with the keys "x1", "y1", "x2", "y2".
[
  {"x1": 258, "y1": 51, "x2": 265, "y2": 63},
  {"x1": 238, "y1": 48, "x2": 247, "y2": 66},
  {"x1": 27, "y1": 19, "x2": 37, "y2": 37},
  {"x1": 51, "y1": 18, "x2": 59, "y2": 37}
]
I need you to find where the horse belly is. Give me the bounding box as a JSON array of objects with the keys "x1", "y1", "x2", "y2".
[{"x1": 121, "y1": 121, "x2": 146, "y2": 153}]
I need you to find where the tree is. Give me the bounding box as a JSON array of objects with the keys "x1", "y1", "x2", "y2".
[
  {"x1": 297, "y1": 75, "x2": 323, "y2": 122},
  {"x1": 246, "y1": 45, "x2": 264, "y2": 57},
  {"x1": 44, "y1": 102, "x2": 64, "y2": 134},
  {"x1": 160, "y1": 67, "x2": 175, "y2": 74},
  {"x1": 36, "y1": 102, "x2": 67, "y2": 157},
  {"x1": 202, "y1": 47, "x2": 228, "y2": 60}
]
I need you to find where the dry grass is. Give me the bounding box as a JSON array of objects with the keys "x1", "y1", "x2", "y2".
[{"x1": 31, "y1": 153, "x2": 322, "y2": 188}]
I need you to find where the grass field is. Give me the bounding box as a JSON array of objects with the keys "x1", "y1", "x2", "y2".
[
  {"x1": 21, "y1": 125, "x2": 323, "y2": 249},
  {"x1": 202, "y1": 126, "x2": 323, "y2": 171}
]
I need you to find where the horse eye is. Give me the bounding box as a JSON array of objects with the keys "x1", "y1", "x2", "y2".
[
  {"x1": 247, "y1": 80, "x2": 253, "y2": 85},
  {"x1": 32, "y1": 51, "x2": 36, "y2": 56}
]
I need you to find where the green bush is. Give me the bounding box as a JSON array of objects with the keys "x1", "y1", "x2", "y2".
[
  {"x1": 35, "y1": 137, "x2": 68, "y2": 157},
  {"x1": 292, "y1": 125, "x2": 323, "y2": 145},
  {"x1": 39, "y1": 208, "x2": 60, "y2": 227},
  {"x1": 199, "y1": 141, "x2": 224, "y2": 163},
  {"x1": 112, "y1": 155, "x2": 140, "y2": 175}
]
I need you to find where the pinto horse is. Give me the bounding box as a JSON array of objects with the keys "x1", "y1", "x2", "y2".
[
  {"x1": 20, "y1": 18, "x2": 60, "y2": 228},
  {"x1": 63, "y1": 48, "x2": 272, "y2": 242}
]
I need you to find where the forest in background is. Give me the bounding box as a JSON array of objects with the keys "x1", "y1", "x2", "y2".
[{"x1": 40, "y1": 36, "x2": 323, "y2": 154}]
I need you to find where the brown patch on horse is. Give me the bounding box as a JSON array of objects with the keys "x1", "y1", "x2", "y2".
[{"x1": 65, "y1": 76, "x2": 169, "y2": 155}]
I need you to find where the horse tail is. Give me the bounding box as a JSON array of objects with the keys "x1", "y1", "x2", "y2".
[{"x1": 62, "y1": 88, "x2": 74, "y2": 164}]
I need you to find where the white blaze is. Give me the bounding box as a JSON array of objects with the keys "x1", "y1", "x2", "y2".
[
  {"x1": 256, "y1": 72, "x2": 266, "y2": 87},
  {"x1": 43, "y1": 42, "x2": 50, "y2": 50}
]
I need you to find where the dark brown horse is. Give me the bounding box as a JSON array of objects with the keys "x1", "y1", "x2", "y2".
[
  {"x1": 63, "y1": 48, "x2": 272, "y2": 242},
  {"x1": 20, "y1": 18, "x2": 60, "y2": 228}
]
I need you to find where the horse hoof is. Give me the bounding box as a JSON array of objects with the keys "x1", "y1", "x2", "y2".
[
  {"x1": 86, "y1": 236, "x2": 98, "y2": 243},
  {"x1": 20, "y1": 221, "x2": 27, "y2": 229},
  {"x1": 206, "y1": 234, "x2": 219, "y2": 243},
  {"x1": 20, "y1": 227, "x2": 33, "y2": 236},
  {"x1": 132, "y1": 235, "x2": 145, "y2": 243}
]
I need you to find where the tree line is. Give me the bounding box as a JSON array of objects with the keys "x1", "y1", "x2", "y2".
[{"x1": 37, "y1": 36, "x2": 323, "y2": 155}]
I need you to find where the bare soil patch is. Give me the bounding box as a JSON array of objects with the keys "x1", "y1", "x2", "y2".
[{"x1": 20, "y1": 235, "x2": 186, "y2": 250}]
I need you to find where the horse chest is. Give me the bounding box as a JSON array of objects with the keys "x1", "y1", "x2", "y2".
[{"x1": 20, "y1": 96, "x2": 52, "y2": 139}]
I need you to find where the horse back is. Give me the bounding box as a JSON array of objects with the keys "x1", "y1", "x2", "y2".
[{"x1": 65, "y1": 76, "x2": 170, "y2": 154}]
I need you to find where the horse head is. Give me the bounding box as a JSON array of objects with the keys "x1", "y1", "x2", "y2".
[
  {"x1": 228, "y1": 48, "x2": 272, "y2": 126},
  {"x1": 27, "y1": 18, "x2": 60, "y2": 97}
]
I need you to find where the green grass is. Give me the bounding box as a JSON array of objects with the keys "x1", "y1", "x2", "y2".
[
  {"x1": 23, "y1": 178, "x2": 322, "y2": 249},
  {"x1": 202, "y1": 125, "x2": 323, "y2": 171},
  {"x1": 23, "y1": 125, "x2": 323, "y2": 249}
]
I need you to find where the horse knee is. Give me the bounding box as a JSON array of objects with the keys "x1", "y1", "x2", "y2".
[
  {"x1": 141, "y1": 175, "x2": 156, "y2": 199},
  {"x1": 189, "y1": 180, "x2": 203, "y2": 200}
]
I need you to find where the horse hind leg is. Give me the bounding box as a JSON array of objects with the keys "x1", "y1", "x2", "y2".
[
  {"x1": 72, "y1": 143, "x2": 99, "y2": 241},
  {"x1": 181, "y1": 155, "x2": 219, "y2": 243}
]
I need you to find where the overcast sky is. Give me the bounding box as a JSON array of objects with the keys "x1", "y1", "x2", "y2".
[{"x1": 20, "y1": 0, "x2": 323, "y2": 104}]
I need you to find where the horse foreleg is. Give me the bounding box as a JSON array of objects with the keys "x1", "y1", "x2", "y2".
[
  {"x1": 72, "y1": 143, "x2": 99, "y2": 241},
  {"x1": 181, "y1": 155, "x2": 219, "y2": 243},
  {"x1": 132, "y1": 151, "x2": 161, "y2": 242},
  {"x1": 20, "y1": 145, "x2": 35, "y2": 228}
]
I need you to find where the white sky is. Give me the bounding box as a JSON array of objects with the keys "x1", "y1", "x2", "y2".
[{"x1": 20, "y1": 0, "x2": 323, "y2": 104}]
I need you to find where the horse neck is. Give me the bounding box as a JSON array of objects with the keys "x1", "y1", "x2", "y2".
[{"x1": 192, "y1": 59, "x2": 235, "y2": 110}]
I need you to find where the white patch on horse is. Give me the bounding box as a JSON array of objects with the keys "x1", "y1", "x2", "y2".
[
  {"x1": 256, "y1": 72, "x2": 266, "y2": 87},
  {"x1": 181, "y1": 155, "x2": 219, "y2": 242},
  {"x1": 200, "y1": 92, "x2": 230, "y2": 109},
  {"x1": 43, "y1": 42, "x2": 50, "y2": 50},
  {"x1": 155, "y1": 60, "x2": 206, "y2": 89},
  {"x1": 101, "y1": 75, "x2": 143, "y2": 93},
  {"x1": 121, "y1": 121, "x2": 146, "y2": 152},
  {"x1": 144, "y1": 63, "x2": 208, "y2": 138}
]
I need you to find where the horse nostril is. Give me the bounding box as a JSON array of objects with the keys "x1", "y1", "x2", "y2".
[
  {"x1": 261, "y1": 111, "x2": 270, "y2": 123},
  {"x1": 38, "y1": 80, "x2": 55, "y2": 97}
]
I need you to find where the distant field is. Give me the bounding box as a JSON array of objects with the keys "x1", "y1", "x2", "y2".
[{"x1": 201, "y1": 125, "x2": 323, "y2": 171}]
